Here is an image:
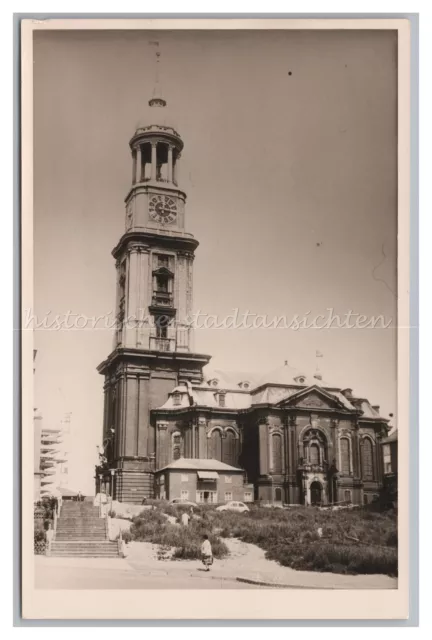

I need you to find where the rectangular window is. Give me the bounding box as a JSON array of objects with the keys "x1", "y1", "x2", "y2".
[
  {"x1": 156, "y1": 275, "x2": 169, "y2": 293},
  {"x1": 224, "y1": 492, "x2": 232, "y2": 502},
  {"x1": 173, "y1": 393, "x2": 181, "y2": 406},
  {"x1": 219, "y1": 394, "x2": 226, "y2": 408},
  {"x1": 244, "y1": 492, "x2": 253, "y2": 503},
  {"x1": 384, "y1": 462, "x2": 392, "y2": 474},
  {"x1": 224, "y1": 475, "x2": 232, "y2": 483},
  {"x1": 180, "y1": 490, "x2": 189, "y2": 500},
  {"x1": 196, "y1": 491, "x2": 217, "y2": 504},
  {"x1": 181, "y1": 474, "x2": 189, "y2": 482},
  {"x1": 344, "y1": 490, "x2": 352, "y2": 503},
  {"x1": 158, "y1": 255, "x2": 170, "y2": 268},
  {"x1": 383, "y1": 444, "x2": 391, "y2": 457}
]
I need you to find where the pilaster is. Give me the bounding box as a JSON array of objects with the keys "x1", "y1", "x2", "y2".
[{"x1": 156, "y1": 421, "x2": 169, "y2": 470}]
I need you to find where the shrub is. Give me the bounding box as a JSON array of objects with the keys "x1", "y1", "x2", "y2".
[
  {"x1": 34, "y1": 528, "x2": 46, "y2": 555},
  {"x1": 209, "y1": 504, "x2": 397, "y2": 576},
  {"x1": 129, "y1": 510, "x2": 228, "y2": 561},
  {"x1": 272, "y1": 543, "x2": 398, "y2": 577}
]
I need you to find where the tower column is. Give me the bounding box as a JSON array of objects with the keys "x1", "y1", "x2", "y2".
[
  {"x1": 132, "y1": 149, "x2": 137, "y2": 185},
  {"x1": 151, "y1": 142, "x2": 157, "y2": 181},
  {"x1": 136, "y1": 146, "x2": 141, "y2": 184},
  {"x1": 173, "y1": 151, "x2": 179, "y2": 185},
  {"x1": 136, "y1": 146, "x2": 143, "y2": 183},
  {"x1": 168, "y1": 145, "x2": 174, "y2": 183}
]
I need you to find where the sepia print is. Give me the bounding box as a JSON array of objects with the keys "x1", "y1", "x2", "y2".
[{"x1": 22, "y1": 18, "x2": 410, "y2": 620}]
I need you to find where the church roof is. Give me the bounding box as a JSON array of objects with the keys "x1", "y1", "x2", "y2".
[
  {"x1": 381, "y1": 429, "x2": 398, "y2": 444},
  {"x1": 135, "y1": 97, "x2": 180, "y2": 137},
  {"x1": 157, "y1": 384, "x2": 252, "y2": 411},
  {"x1": 154, "y1": 366, "x2": 388, "y2": 421},
  {"x1": 255, "y1": 363, "x2": 327, "y2": 388},
  {"x1": 158, "y1": 457, "x2": 243, "y2": 473},
  {"x1": 202, "y1": 368, "x2": 261, "y2": 390}
]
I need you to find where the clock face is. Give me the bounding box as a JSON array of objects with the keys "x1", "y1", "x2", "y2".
[{"x1": 149, "y1": 195, "x2": 177, "y2": 225}]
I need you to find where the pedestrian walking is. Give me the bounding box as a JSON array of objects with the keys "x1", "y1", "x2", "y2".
[
  {"x1": 181, "y1": 511, "x2": 190, "y2": 527},
  {"x1": 201, "y1": 534, "x2": 213, "y2": 571}
]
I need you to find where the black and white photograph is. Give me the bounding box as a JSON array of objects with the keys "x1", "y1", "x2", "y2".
[{"x1": 21, "y1": 18, "x2": 411, "y2": 621}]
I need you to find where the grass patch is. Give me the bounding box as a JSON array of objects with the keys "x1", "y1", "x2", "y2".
[
  {"x1": 130, "y1": 509, "x2": 228, "y2": 561},
  {"x1": 129, "y1": 502, "x2": 397, "y2": 576},
  {"x1": 208, "y1": 506, "x2": 398, "y2": 577}
]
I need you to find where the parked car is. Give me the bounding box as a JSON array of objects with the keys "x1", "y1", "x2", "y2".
[
  {"x1": 262, "y1": 503, "x2": 285, "y2": 509},
  {"x1": 169, "y1": 498, "x2": 198, "y2": 507},
  {"x1": 216, "y1": 501, "x2": 250, "y2": 513}
]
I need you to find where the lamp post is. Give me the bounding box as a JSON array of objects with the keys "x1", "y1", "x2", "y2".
[{"x1": 110, "y1": 468, "x2": 116, "y2": 514}]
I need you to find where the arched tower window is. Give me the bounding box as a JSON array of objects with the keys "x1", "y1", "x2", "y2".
[
  {"x1": 209, "y1": 428, "x2": 222, "y2": 461},
  {"x1": 271, "y1": 433, "x2": 283, "y2": 474},
  {"x1": 339, "y1": 437, "x2": 351, "y2": 475},
  {"x1": 361, "y1": 437, "x2": 374, "y2": 481},
  {"x1": 223, "y1": 430, "x2": 238, "y2": 467}
]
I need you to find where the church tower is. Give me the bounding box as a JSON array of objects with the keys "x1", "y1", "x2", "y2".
[{"x1": 96, "y1": 68, "x2": 211, "y2": 502}]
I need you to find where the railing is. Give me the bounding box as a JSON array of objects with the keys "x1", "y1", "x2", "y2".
[
  {"x1": 117, "y1": 529, "x2": 124, "y2": 557},
  {"x1": 105, "y1": 508, "x2": 109, "y2": 541},
  {"x1": 138, "y1": 177, "x2": 178, "y2": 187},
  {"x1": 298, "y1": 463, "x2": 328, "y2": 473},
  {"x1": 151, "y1": 292, "x2": 174, "y2": 307},
  {"x1": 149, "y1": 337, "x2": 176, "y2": 352}
]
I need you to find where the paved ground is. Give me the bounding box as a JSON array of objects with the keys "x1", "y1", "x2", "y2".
[
  {"x1": 35, "y1": 537, "x2": 397, "y2": 590},
  {"x1": 35, "y1": 557, "x2": 256, "y2": 590}
]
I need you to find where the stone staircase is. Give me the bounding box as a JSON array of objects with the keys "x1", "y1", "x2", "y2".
[{"x1": 50, "y1": 501, "x2": 121, "y2": 558}]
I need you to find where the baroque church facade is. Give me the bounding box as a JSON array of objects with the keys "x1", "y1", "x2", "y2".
[{"x1": 95, "y1": 94, "x2": 390, "y2": 507}]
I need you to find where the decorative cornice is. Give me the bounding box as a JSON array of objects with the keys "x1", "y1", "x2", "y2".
[
  {"x1": 127, "y1": 242, "x2": 150, "y2": 254},
  {"x1": 112, "y1": 230, "x2": 198, "y2": 260}
]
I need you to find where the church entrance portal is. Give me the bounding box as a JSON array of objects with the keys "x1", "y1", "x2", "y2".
[{"x1": 310, "y1": 481, "x2": 323, "y2": 506}]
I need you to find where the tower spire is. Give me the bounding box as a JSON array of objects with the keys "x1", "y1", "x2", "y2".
[
  {"x1": 314, "y1": 350, "x2": 323, "y2": 381},
  {"x1": 149, "y1": 41, "x2": 166, "y2": 105}
]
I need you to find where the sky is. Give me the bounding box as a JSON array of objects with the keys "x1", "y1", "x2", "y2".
[{"x1": 33, "y1": 29, "x2": 398, "y2": 495}]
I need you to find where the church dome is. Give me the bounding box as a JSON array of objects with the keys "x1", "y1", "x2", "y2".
[{"x1": 134, "y1": 96, "x2": 181, "y2": 139}]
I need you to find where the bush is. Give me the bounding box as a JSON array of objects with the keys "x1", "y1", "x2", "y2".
[
  {"x1": 270, "y1": 543, "x2": 398, "y2": 577},
  {"x1": 34, "y1": 527, "x2": 46, "y2": 555},
  {"x1": 129, "y1": 510, "x2": 228, "y2": 561},
  {"x1": 129, "y1": 501, "x2": 397, "y2": 576},
  {"x1": 206, "y1": 505, "x2": 397, "y2": 576},
  {"x1": 34, "y1": 528, "x2": 46, "y2": 542}
]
